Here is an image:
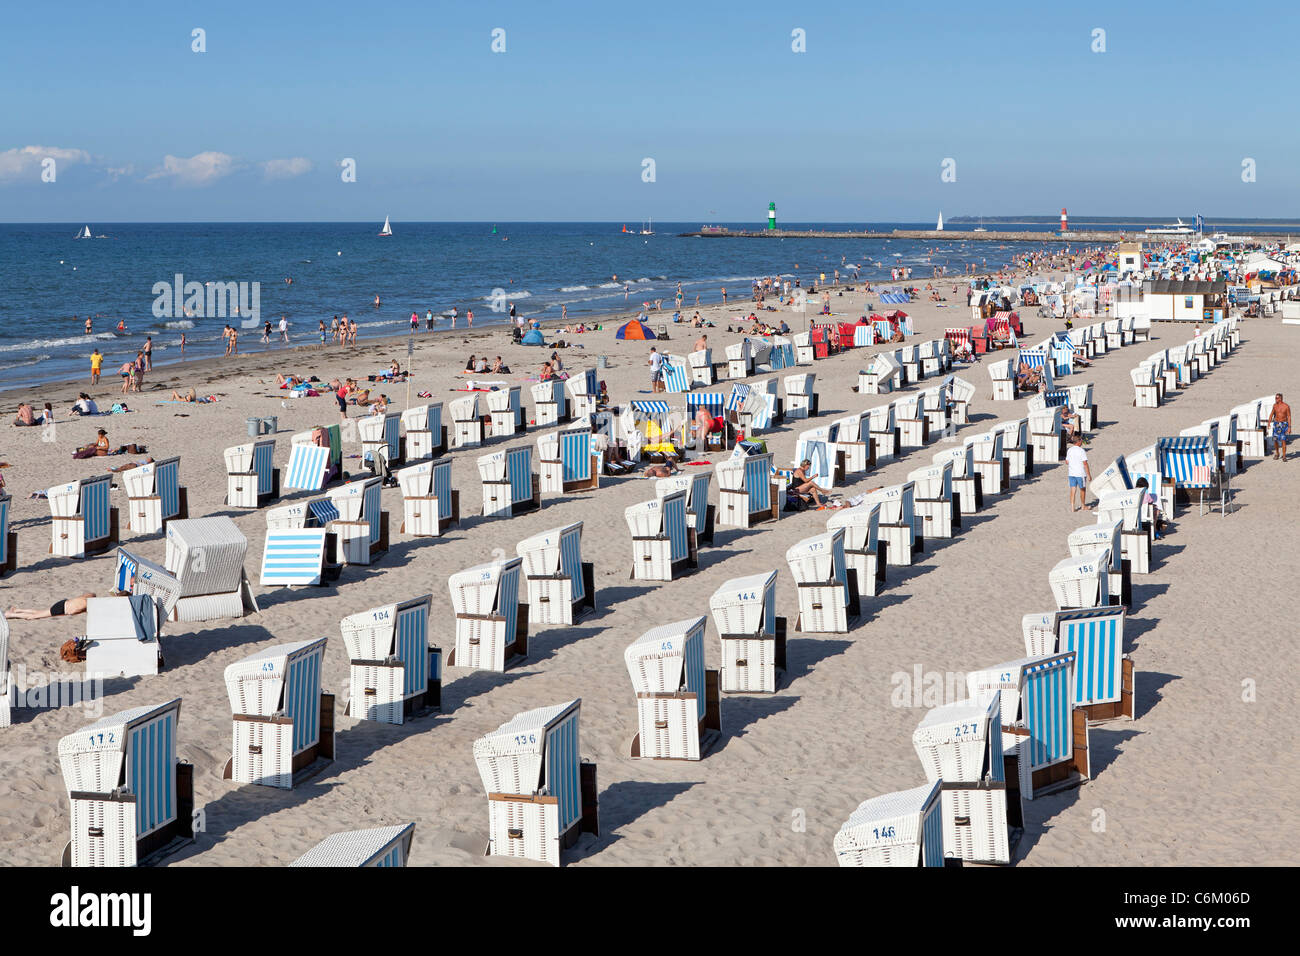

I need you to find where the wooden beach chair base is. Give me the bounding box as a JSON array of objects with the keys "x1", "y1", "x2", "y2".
[
  {"x1": 720, "y1": 618, "x2": 787, "y2": 694},
  {"x1": 63, "y1": 762, "x2": 195, "y2": 867},
  {"x1": 345, "y1": 657, "x2": 441, "y2": 724},
  {"x1": 223, "y1": 693, "x2": 336, "y2": 789},
  {"x1": 1, "y1": 531, "x2": 16, "y2": 576},
  {"x1": 1079, "y1": 657, "x2": 1135, "y2": 722}
]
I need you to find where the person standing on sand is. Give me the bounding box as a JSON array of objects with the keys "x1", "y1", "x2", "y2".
[
  {"x1": 1066, "y1": 433, "x2": 1091, "y2": 512},
  {"x1": 647, "y1": 347, "x2": 664, "y2": 393},
  {"x1": 90, "y1": 348, "x2": 102, "y2": 384},
  {"x1": 1269, "y1": 393, "x2": 1291, "y2": 461}
]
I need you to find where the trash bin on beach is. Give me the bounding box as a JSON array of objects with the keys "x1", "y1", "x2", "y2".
[
  {"x1": 597, "y1": 355, "x2": 608, "y2": 369},
  {"x1": 247, "y1": 417, "x2": 262, "y2": 438},
  {"x1": 263, "y1": 416, "x2": 278, "y2": 434}
]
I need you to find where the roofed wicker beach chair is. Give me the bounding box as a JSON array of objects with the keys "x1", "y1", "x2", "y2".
[
  {"x1": 341, "y1": 594, "x2": 440, "y2": 724},
  {"x1": 398, "y1": 456, "x2": 457, "y2": 536},
  {"x1": 225, "y1": 439, "x2": 278, "y2": 508},
  {"x1": 478, "y1": 446, "x2": 540, "y2": 518},
  {"x1": 473, "y1": 699, "x2": 598, "y2": 866},
  {"x1": 656, "y1": 469, "x2": 714, "y2": 546},
  {"x1": 908, "y1": 460, "x2": 957, "y2": 540},
  {"x1": 782, "y1": 372, "x2": 818, "y2": 420},
  {"x1": 291, "y1": 823, "x2": 415, "y2": 867},
  {"x1": 994, "y1": 418, "x2": 1033, "y2": 479},
  {"x1": 625, "y1": 617, "x2": 722, "y2": 760},
  {"x1": 401, "y1": 401, "x2": 446, "y2": 460},
  {"x1": 786, "y1": 527, "x2": 860, "y2": 633},
  {"x1": 860, "y1": 482, "x2": 923, "y2": 566},
  {"x1": 223, "y1": 638, "x2": 333, "y2": 788},
  {"x1": 449, "y1": 393, "x2": 484, "y2": 449},
  {"x1": 625, "y1": 488, "x2": 696, "y2": 581},
  {"x1": 48, "y1": 475, "x2": 118, "y2": 559},
  {"x1": 529, "y1": 381, "x2": 568, "y2": 429},
  {"x1": 858, "y1": 349, "x2": 901, "y2": 395},
  {"x1": 710, "y1": 571, "x2": 787, "y2": 694},
  {"x1": 164, "y1": 517, "x2": 258, "y2": 621},
  {"x1": 448, "y1": 559, "x2": 527, "y2": 672},
  {"x1": 834, "y1": 781, "x2": 947, "y2": 867},
  {"x1": 485, "y1": 385, "x2": 525, "y2": 438},
  {"x1": 867, "y1": 402, "x2": 899, "y2": 463},
  {"x1": 538, "y1": 427, "x2": 600, "y2": 495},
  {"x1": 1022, "y1": 606, "x2": 1133, "y2": 721},
  {"x1": 826, "y1": 502, "x2": 886, "y2": 598},
  {"x1": 121, "y1": 456, "x2": 188, "y2": 536},
  {"x1": 932, "y1": 443, "x2": 982, "y2": 517},
  {"x1": 715, "y1": 448, "x2": 779, "y2": 529},
  {"x1": 515, "y1": 523, "x2": 594, "y2": 628}
]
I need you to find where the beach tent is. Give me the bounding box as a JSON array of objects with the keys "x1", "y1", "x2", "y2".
[
  {"x1": 616, "y1": 320, "x2": 656, "y2": 341},
  {"x1": 521, "y1": 328, "x2": 547, "y2": 346}
]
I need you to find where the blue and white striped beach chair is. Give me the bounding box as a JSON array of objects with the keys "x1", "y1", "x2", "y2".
[
  {"x1": 626, "y1": 489, "x2": 694, "y2": 581},
  {"x1": 341, "y1": 594, "x2": 440, "y2": 723},
  {"x1": 450, "y1": 393, "x2": 484, "y2": 449},
  {"x1": 284, "y1": 433, "x2": 335, "y2": 492},
  {"x1": 710, "y1": 570, "x2": 787, "y2": 693},
  {"x1": 908, "y1": 461, "x2": 956, "y2": 539},
  {"x1": 401, "y1": 401, "x2": 446, "y2": 461},
  {"x1": 48, "y1": 474, "x2": 117, "y2": 559},
  {"x1": 786, "y1": 527, "x2": 858, "y2": 633},
  {"x1": 122, "y1": 456, "x2": 187, "y2": 536},
  {"x1": 853, "y1": 323, "x2": 874, "y2": 348},
  {"x1": 58, "y1": 698, "x2": 192, "y2": 867},
  {"x1": 223, "y1": 638, "x2": 332, "y2": 789},
  {"x1": 0, "y1": 492, "x2": 16, "y2": 576},
  {"x1": 473, "y1": 699, "x2": 597, "y2": 867},
  {"x1": 486, "y1": 386, "x2": 526, "y2": 438},
  {"x1": 770, "y1": 336, "x2": 796, "y2": 369},
  {"x1": 530, "y1": 381, "x2": 568, "y2": 429},
  {"x1": 913, "y1": 694, "x2": 1016, "y2": 865},
  {"x1": 1023, "y1": 606, "x2": 1133, "y2": 721},
  {"x1": 656, "y1": 470, "x2": 714, "y2": 545},
  {"x1": 685, "y1": 391, "x2": 730, "y2": 451},
  {"x1": 565, "y1": 368, "x2": 600, "y2": 417},
  {"x1": 114, "y1": 547, "x2": 181, "y2": 625},
  {"x1": 478, "y1": 445, "x2": 539, "y2": 517},
  {"x1": 449, "y1": 558, "x2": 527, "y2": 671},
  {"x1": 1157, "y1": 434, "x2": 1225, "y2": 515},
  {"x1": 826, "y1": 502, "x2": 885, "y2": 598},
  {"x1": 834, "y1": 781, "x2": 945, "y2": 867},
  {"x1": 292, "y1": 824, "x2": 416, "y2": 867},
  {"x1": 934, "y1": 442, "x2": 980, "y2": 516},
  {"x1": 225, "y1": 439, "x2": 278, "y2": 508},
  {"x1": 725, "y1": 339, "x2": 753, "y2": 379},
  {"x1": 625, "y1": 617, "x2": 720, "y2": 760},
  {"x1": 398, "y1": 457, "x2": 457, "y2": 536},
  {"x1": 359, "y1": 411, "x2": 402, "y2": 468},
  {"x1": 516, "y1": 522, "x2": 594, "y2": 627},
  {"x1": 538, "y1": 427, "x2": 600, "y2": 494},
  {"x1": 716, "y1": 450, "x2": 777, "y2": 528},
  {"x1": 861, "y1": 482, "x2": 922, "y2": 566},
  {"x1": 968, "y1": 653, "x2": 1090, "y2": 800},
  {"x1": 317, "y1": 476, "x2": 388, "y2": 565}
]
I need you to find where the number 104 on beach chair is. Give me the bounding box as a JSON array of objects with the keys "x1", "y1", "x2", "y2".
[{"x1": 341, "y1": 595, "x2": 441, "y2": 724}]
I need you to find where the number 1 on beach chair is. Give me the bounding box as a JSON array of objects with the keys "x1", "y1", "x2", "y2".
[{"x1": 398, "y1": 457, "x2": 458, "y2": 536}]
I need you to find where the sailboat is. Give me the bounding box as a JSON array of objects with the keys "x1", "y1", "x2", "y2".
[
  {"x1": 378, "y1": 215, "x2": 392, "y2": 237},
  {"x1": 75, "y1": 225, "x2": 92, "y2": 239},
  {"x1": 640, "y1": 218, "x2": 654, "y2": 236},
  {"x1": 936, "y1": 212, "x2": 943, "y2": 231},
  {"x1": 622, "y1": 224, "x2": 630, "y2": 233}
]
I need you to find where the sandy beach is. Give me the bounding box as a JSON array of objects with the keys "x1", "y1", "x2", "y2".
[{"x1": 2, "y1": 285, "x2": 1295, "y2": 867}]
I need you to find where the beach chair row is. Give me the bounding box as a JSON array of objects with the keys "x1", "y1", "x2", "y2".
[{"x1": 1131, "y1": 320, "x2": 1237, "y2": 408}]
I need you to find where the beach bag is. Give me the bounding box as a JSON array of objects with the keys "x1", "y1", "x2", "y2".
[{"x1": 61, "y1": 638, "x2": 87, "y2": 663}]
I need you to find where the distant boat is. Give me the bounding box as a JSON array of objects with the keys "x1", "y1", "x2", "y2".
[
  {"x1": 936, "y1": 212, "x2": 943, "y2": 231},
  {"x1": 75, "y1": 225, "x2": 91, "y2": 239},
  {"x1": 378, "y1": 215, "x2": 392, "y2": 237},
  {"x1": 491, "y1": 224, "x2": 498, "y2": 234},
  {"x1": 640, "y1": 218, "x2": 654, "y2": 236},
  {"x1": 622, "y1": 224, "x2": 630, "y2": 233}
]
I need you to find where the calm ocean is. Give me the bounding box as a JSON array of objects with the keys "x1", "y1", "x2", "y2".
[{"x1": 0, "y1": 219, "x2": 1160, "y2": 390}]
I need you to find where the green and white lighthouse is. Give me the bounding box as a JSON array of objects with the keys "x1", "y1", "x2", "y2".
[{"x1": 767, "y1": 201, "x2": 777, "y2": 231}]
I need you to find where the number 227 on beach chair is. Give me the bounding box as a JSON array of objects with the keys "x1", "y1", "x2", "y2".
[
  {"x1": 58, "y1": 698, "x2": 195, "y2": 867},
  {"x1": 625, "y1": 617, "x2": 722, "y2": 760},
  {"x1": 222, "y1": 638, "x2": 334, "y2": 789},
  {"x1": 473, "y1": 699, "x2": 599, "y2": 867}
]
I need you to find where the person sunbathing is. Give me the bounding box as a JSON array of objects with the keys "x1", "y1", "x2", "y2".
[
  {"x1": 538, "y1": 361, "x2": 554, "y2": 381},
  {"x1": 276, "y1": 373, "x2": 304, "y2": 388},
  {"x1": 6, "y1": 592, "x2": 95, "y2": 620},
  {"x1": 170, "y1": 387, "x2": 197, "y2": 402},
  {"x1": 1017, "y1": 363, "x2": 1043, "y2": 392},
  {"x1": 791, "y1": 459, "x2": 830, "y2": 507},
  {"x1": 106, "y1": 456, "x2": 155, "y2": 473},
  {"x1": 643, "y1": 459, "x2": 680, "y2": 479}
]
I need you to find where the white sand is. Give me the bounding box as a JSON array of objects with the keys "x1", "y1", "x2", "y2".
[{"x1": 2, "y1": 285, "x2": 1295, "y2": 866}]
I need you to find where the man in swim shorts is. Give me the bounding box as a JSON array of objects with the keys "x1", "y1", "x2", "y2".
[
  {"x1": 1269, "y1": 392, "x2": 1291, "y2": 461},
  {"x1": 6, "y1": 592, "x2": 95, "y2": 620}
]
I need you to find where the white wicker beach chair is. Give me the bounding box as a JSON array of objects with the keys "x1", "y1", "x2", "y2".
[
  {"x1": 913, "y1": 694, "x2": 1018, "y2": 865},
  {"x1": 920, "y1": 337, "x2": 952, "y2": 377},
  {"x1": 867, "y1": 402, "x2": 899, "y2": 463},
  {"x1": 625, "y1": 617, "x2": 721, "y2": 760},
  {"x1": 709, "y1": 571, "x2": 786, "y2": 693},
  {"x1": 341, "y1": 595, "x2": 440, "y2": 724},
  {"x1": 358, "y1": 410, "x2": 402, "y2": 469},
  {"x1": 486, "y1": 386, "x2": 525, "y2": 438},
  {"x1": 1069, "y1": 520, "x2": 1128, "y2": 606},
  {"x1": 473, "y1": 699, "x2": 597, "y2": 867},
  {"x1": 783, "y1": 372, "x2": 818, "y2": 420},
  {"x1": 314, "y1": 476, "x2": 388, "y2": 566},
  {"x1": 965, "y1": 430, "x2": 1007, "y2": 497},
  {"x1": 449, "y1": 393, "x2": 483, "y2": 449},
  {"x1": 401, "y1": 401, "x2": 445, "y2": 461},
  {"x1": 988, "y1": 356, "x2": 1019, "y2": 402},
  {"x1": 1028, "y1": 406, "x2": 1064, "y2": 464},
  {"x1": 994, "y1": 418, "x2": 1033, "y2": 479},
  {"x1": 919, "y1": 380, "x2": 950, "y2": 435},
  {"x1": 626, "y1": 489, "x2": 695, "y2": 581},
  {"x1": 932, "y1": 443, "x2": 982, "y2": 517},
  {"x1": 725, "y1": 339, "x2": 753, "y2": 380},
  {"x1": 538, "y1": 427, "x2": 600, "y2": 495},
  {"x1": 860, "y1": 482, "x2": 922, "y2": 566},
  {"x1": 786, "y1": 527, "x2": 859, "y2": 633},
  {"x1": 1067, "y1": 382, "x2": 1096, "y2": 431},
  {"x1": 0, "y1": 492, "x2": 16, "y2": 577},
  {"x1": 48, "y1": 475, "x2": 117, "y2": 559},
  {"x1": 398, "y1": 457, "x2": 457, "y2": 537},
  {"x1": 967, "y1": 653, "x2": 1089, "y2": 800},
  {"x1": 655, "y1": 470, "x2": 714, "y2": 546},
  {"x1": 478, "y1": 446, "x2": 540, "y2": 518},
  {"x1": 908, "y1": 461, "x2": 957, "y2": 540},
  {"x1": 689, "y1": 348, "x2": 714, "y2": 387},
  {"x1": 1048, "y1": 554, "x2": 1110, "y2": 610},
  {"x1": 58, "y1": 699, "x2": 193, "y2": 867},
  {"x1": 1021, "y1": 606, "x2": 1133, "y2": 721},
  {"x1": 793, "y1": 330, "x2": 814, "y2": 365},
  {"x1": 893, "y1": 395, "x2": 929, "y2": 451},
  {"x1": 164, "y1": 517, "x2": 257, "y2": 622},
  {"x1": 1205, "y1": 413, "x2": 1241, "y2": 477},
  {"x1": 122, "y1": 457, "x2": 187, "y2": 536},
  {"x1": 448, "y1": 559, "x2": 526, "y2": 672},
  {"x1": 826, "y1": 503, "x2": 885, "y2": 598},
  {"x1": 948, "y1": 375, "x2": 976, "y2": 425},
  {"x1": 1232, "y1": 399, "x2": 1265, "y2": 459},
  {"x1": 564, "y1": 368, "x2": 600, "y2": 418},
  {"x1": 223, "y1": 638, "x2": 332, "y2": 788},
  {"x1": 858, "y1": 350, "x2": 902, "y2": 394},
  {"x1": 715, "y1": 451, "x2": 778, "y2": 529},
  {"x1": 899, "y1": 343, "x2": 923, "y2": 383},
  {"x1": 831, "y1": 411, "x2": 873, "y2": 475},
  {"x1": 1131, "y1": 364, "x2": 1159, "y2": 408},
  {"x1": 529, "y1": 381, "x2": 568, "y2": 429},
  {"x1": 225, "y1": 439, "x2": 278, "y2": 509},
  {"x1": 834, "y1": 781, "x2": 946, "y2": 867},
  {"x1": 291, "y1": 823, "x2": 415, "y2": 867},
  {"x1": 515, "y1": 523, "x2": 594, "y2": 628}
]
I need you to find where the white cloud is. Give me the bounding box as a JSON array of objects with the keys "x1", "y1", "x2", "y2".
[
  {"x1": 105, "y1": 164, "x2": 136, "y2": 181},
  {"x1": 0, "y1": 145, "x2": 91, "y2": 181},
  {"x1": 261, "y1": 157, "x2": 313, "y2": 180},
  {"x1": 146, "y1": 151, "x2": 238, "y2": 185}
]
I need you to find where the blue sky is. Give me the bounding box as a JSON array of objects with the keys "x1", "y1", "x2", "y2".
[{"x1": 2, "y1": 0, "x2": 1295, "y2": 222}]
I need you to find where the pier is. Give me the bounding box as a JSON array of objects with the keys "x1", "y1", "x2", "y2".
[{"x1": 678, "y1": 228, "x2": 1129, "y2": 242}]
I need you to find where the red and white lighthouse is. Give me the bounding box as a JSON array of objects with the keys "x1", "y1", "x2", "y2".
[{"x1": 1060, "y1": 208, "x2": 1068, "y2": 233}]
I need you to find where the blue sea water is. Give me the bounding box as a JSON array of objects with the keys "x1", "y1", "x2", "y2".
[{"x1": 0, "y1": 220, "x2": 1092, "y2": 390}]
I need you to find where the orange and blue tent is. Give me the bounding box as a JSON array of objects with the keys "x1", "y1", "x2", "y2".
[{"x1": 616, "y1": 320, "x2": 656, "y2": 340}]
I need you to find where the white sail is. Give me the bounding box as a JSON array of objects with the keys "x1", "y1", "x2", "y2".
[
  {"x1": 77, "y1": 225, "x2": 91, "y2": 239},
  {"x1": 379, "y1": 215, "x2": 392, "y2": 237},
  {"x1": 936, "y1": 212, "x2": 943, "y2": 231}
]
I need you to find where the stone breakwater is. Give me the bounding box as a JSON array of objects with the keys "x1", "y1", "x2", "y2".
[{"x1": 680, "y1": 229, "x2": 1129, "y2": 242}]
